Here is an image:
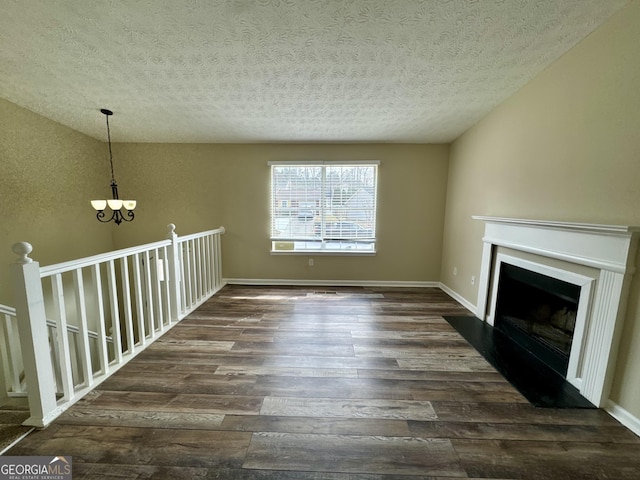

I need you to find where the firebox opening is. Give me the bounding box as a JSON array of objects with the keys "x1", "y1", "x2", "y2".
[{"x1": 495, "y1": 263, "x2": 581, "y2": 377}]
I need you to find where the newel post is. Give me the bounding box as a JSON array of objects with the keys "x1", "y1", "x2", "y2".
[
  {"x1": 166, "y1": 224, "x2": 182, "y2": 322},
  {"x1": 10, "y1": 242, "x2": 58, "y2": 427}
]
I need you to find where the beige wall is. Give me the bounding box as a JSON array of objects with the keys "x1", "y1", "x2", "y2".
[
  {"x1": 0, "y1": 99, "x2": 116, "y2": 305},
  {"x1": 108, "y1": 142, "x2": 225, "y2": 246},
  {"x1": 441, "y1": 2, "x2": 640, "y2": 417},
  {"x1": 115, "y1": 143, "x2": 450, "y2": 283}
]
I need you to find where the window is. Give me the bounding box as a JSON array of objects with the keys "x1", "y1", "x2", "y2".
[{"x1": 270, "y1": 161, "x2": 378, "y2": 254}]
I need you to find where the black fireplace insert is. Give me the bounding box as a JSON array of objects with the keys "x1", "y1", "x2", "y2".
[{"x1": 494, "y1": 263, "x2": 581, "y2": 377}]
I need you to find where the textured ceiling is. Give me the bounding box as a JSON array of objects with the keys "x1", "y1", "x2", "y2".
[{"x1": 0, "y1": 0, "x2": 629, "y2": 143}]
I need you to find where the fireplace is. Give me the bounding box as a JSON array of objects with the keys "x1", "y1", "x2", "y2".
[
  {"x1": 494, "y1": 263, "x2": 581, "y2": 377},
  {"x1": 474, "y1": 216, "x2": 639, "y2": 407}
]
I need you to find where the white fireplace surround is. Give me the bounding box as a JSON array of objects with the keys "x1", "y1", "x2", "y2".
[{"x1": 473, "y1": 216, "x2": 640, "y2": 407}]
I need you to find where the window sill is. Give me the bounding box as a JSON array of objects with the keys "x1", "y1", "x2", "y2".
[{"x1": 270, "y1": 250, "x2": 376, "y2": 256}]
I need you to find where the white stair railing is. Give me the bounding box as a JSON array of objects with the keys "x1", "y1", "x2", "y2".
[
  {"x1": 0, "y1": 304, "x2": 25, "y2": 398},
  {"x1": 1, "y1": 305, "x2": 113, "y2": 400},
  {"x1": 175, "y1": 226, "x2": 225, "y2": 315},
  {"x1": 8, "y1": 224, "x2": 225, "y2": 427}
]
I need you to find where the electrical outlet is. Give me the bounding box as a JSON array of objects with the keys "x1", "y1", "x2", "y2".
[
  {"x1": 471, "y1": 275, "x2": 476, "y2": 285},
  {"x1": 453, "y1": 267, "x2": 457, "y2": 276},
  {"x1": 308, "y1": 258, "x2": 314, "y2": 267}
]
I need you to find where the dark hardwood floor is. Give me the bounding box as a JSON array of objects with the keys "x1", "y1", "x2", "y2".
[
  {"x1": 0, "y1": 397, "x2": 31, "y2": 453},
  {"x1": 6, "y1": 285, "x2": 640, "y2": 479}
]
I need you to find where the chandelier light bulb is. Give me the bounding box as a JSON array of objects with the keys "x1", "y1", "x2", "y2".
[
  {"x1": 91, "y1": 200, "x2": 107, "y2": 211},
  {"x1": 107, "y1": 199, "x2": 124, "y2": 210},
  {"x1": 123, "y1": 200, "x2": 137, "y2": 210}
]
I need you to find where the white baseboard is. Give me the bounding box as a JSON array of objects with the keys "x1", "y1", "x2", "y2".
[
  {"x1": 606, "y1": 400, "x2": 640, "y2": 438},
  {"x1": 439, "y1": 283, "x2": 477, "y2": 315},
  {"x1": 223, "y1": 278, "x2": 439, "y2": 288}
]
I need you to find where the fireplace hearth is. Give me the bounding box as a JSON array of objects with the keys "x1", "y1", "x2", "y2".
[
  {"x1": 444, "y1": 314, "x2": 594, "y2": 408},
  {"x1": 495, "y1": 263, "x2": 580, "y2": 376}
]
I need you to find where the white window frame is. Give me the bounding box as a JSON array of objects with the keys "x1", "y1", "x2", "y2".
[{"x1": 269, "y1": 160, "x2": 379, "y2": 255}]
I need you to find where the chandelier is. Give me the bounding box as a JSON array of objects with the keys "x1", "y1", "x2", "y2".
[{"x1": 90, "y1": 108, "x2": 136, "y2": 224}]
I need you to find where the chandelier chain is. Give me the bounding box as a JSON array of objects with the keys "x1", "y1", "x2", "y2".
[{"x1": 105, "y1": 113, "x2": 116, "y2": 183}]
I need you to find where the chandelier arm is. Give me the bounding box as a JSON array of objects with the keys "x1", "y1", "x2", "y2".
[
  {"x1": 96, "y1": 210, "x2": 116, "y2": 223},
  {"x1": 112, "y1": 209, "x2": 134, "y2": 225}
]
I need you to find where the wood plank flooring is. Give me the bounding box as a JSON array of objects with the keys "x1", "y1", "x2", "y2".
[
  {"x1": 5, "y1": 285, "x2": 640, "y2": 479},
  {"x1": 0, "y1": 397, "x2": 31, "y2": 453}
]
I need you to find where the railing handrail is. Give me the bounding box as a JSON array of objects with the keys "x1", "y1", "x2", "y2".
[
  {"x1": 45, "y1": 319, "x2": 112, "y2": 342},
  {"x1": 0, "y1": 304, "x2": 17, "y2": 316},
  {"x1": 176, "y1": 226, "x2": 225, "y2": 243},
  {"x1": 1, "y1": 305, "x2": 105, "y2": 341},
  {"x1": 39, "y1": 239, "x2": 172, "y2": 277}
]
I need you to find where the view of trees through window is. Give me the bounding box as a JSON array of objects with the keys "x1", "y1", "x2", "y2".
[{"x1": 270, "y1": 163, "x2": 378, "y2": 252}]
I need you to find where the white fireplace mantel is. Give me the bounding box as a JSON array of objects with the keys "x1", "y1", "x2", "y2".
[{"x1": 473, "y1": 216, "x2": 640, "y2": 407}]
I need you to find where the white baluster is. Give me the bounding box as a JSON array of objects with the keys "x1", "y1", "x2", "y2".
[
  {"x1": 142, "y1": 251, "x2": 156, "y2": 337},
  {"x1": 119, "y1": 257, "x2": 135, "y2": 354},
  {"x1": 106, "y1": 260, "x2": 123, "y2": 363},
  {"x1": 0, "y1": 314, "x2": 12, "y2": 402},
  {"x1": 166, "y1": 224, "x2": 182, "y2": 322},
  {"x1": 179, "y1": 241, "x2": 187, "y2": 314},
  {"x1": 160, "y1": 246, "x2": 172, "y2": 326},
  {"x1": 51, "y1": 274, "x2": 74, "y2": 400},
  {"x1": 1, "y1": 312, "x2": 22, "y2": 394},
  {"x1": 72, "y1": 269, "x2": 93, "y2": 388},
  {"x1": 131, "y1": 253, "x2": 146, "y2": 345},
  {"x1": 91, "y1": 264, "x2": 109, "y2": 373},
  {"x1": 205, "y1": 234, "x2": 213, "y2": 294},
  {"x1": 196, "y1": 237, "x2": 203, "y2": 301},
  {"x1": 215, "y1": 228, "x2": 224, "y2": 291},
  {"x1": 183, "y1": 241, "x2": 193, "y2": 310},
  {"x1": 152, "y1": 248, "x2": 164, "y2": 332}
]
